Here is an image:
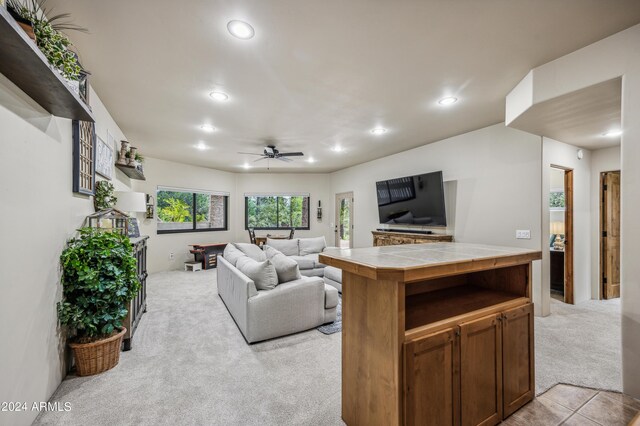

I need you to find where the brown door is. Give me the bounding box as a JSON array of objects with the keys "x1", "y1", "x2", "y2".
[
  {"x1": 405, "y1": 328, "x2": 460, "y2": 426},
  {"x1": 502, "y1": 304, "x2": 535, "y2": 418},
  {"x1": 601, "y1": 171, "x2": 621, "y2": 299},
  {"x1": 460, "y1": 314, "x2": 502, "y2": 426}
]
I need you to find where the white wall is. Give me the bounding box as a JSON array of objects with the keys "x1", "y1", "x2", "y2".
[
  {"x1": 0, "y1": 80, "x2": 132, "y2": 426},
  {"x1": 541, "y1": 138, "x2": 592, "y2": 316},
  {"x1": 590, "y1": 146, "x2": 621, "y2": 299},
  {"x1": 329, "y1": 123, "x2": 544, "y2": 311},
  {"x1": 505, "y1": 24, "x2": 640, "y2": 397}
]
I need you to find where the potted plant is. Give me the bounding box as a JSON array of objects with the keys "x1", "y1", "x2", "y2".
[
  {"x1": 94, "y1": 181, "x2": 117, "y2": 212},
  {"x1": 58, "y1": 228, "x2": 139, "y2": 376}
]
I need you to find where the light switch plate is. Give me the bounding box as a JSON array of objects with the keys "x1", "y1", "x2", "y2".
[{"x1": 516, "y1": 230, "x2": 531, "y2": 239}]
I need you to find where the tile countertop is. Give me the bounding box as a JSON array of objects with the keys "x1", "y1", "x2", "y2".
[{"x1": 319, "y1": 242, "x2": 542, "y2": 281}]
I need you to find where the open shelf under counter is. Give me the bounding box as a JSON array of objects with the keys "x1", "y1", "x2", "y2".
[{"x1": 0, "y1": 7, "x2": 94, "y2": 122}]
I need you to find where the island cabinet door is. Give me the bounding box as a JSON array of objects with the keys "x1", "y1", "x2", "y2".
[
  {"x1": 404, "y1": 327, "x2": 460, "y2": 426},
  {"x1": 460, "y1": 313, "x2": 503, "y2": 426},
  {"x1": 502, "y1": 303, "x2": 535, "y2": 418}
]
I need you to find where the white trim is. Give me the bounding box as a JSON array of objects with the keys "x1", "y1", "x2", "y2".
[{"x1": 158, "y1": 185, "x2": 230, "y2": 196}]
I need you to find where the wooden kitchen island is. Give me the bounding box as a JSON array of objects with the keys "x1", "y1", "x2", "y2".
[{"x1": 319, "y1": 242, "x2": 542, "y2": 426}]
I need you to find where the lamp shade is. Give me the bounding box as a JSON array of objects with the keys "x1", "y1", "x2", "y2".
[
  {"x1": 115, "y1": 191, "x2": 147, "y2": 213},
  {"x1": 550, "y1": 221, "x2": 565, "y2": 235}
]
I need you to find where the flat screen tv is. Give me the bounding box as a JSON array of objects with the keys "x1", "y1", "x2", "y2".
[{"x1": 376, "y1": 171, "x2": 447, "y2": 227}]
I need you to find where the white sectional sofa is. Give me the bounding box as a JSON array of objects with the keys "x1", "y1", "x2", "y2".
[{"x1": 217, "y1": 242, "x2": 338, "y2": 343}]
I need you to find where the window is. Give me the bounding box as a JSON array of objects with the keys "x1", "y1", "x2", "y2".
[
  {"x1": 245, "y1": 194, "x2": 310, "y2": 230},
  {"x1": 157, "y1": 187, "x2": 228, "y2": 234}
]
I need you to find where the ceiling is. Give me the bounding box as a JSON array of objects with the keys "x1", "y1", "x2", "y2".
[
  {"x1": 49, "y1": 0, "x2": 640, "y2": 173},
  {"x1": 508, "y1": 78, "x2": 622, "y2": 150}
]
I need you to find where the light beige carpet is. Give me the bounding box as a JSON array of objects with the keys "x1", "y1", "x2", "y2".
[{"x1": 35, "y1": 271, "x2": 621, "y2": 425}]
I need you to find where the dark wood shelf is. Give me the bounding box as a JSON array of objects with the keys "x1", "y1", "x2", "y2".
[
  {"x1": 115, "y1": 163, "x2": 146, "y2": 180},
  {"x1": 0, "y1": 7, "x2": 94, "y2": 122},
  {"x1": 405, "y1": 285, "x2": 521, "y2": 331}
]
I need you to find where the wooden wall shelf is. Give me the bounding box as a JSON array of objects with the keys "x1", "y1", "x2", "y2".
[
  {"x1": 0, "y1": 7, "x2": 94, "y2": 122},
  {"x1": 115, "y1": 164, "x2": 146, "y2": 180}
]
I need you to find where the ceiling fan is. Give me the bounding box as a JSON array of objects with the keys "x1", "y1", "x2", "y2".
[{"x1": 238, "y1": 145, "x2": 304, "y2": 163}]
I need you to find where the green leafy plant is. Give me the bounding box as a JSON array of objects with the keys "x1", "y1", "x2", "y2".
[
  {"x1": 94, "y1": 181, "x2": 117, "y2": 211},
  {"x1": 124, "y1": 151, "x2": 144, "y2": 163},
  {"x1": 58, "y1": 228, "x2": 139, "y2": 341},
  {"x1": 7, "y1": 0, "x2": 87, "y2": 80},
  {"x1": 158, "y1": 198, "x2": 191, "y2": 222}
]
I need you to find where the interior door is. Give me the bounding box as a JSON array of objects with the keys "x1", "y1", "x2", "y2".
[
  {"x1": 460, "y1": 313, "x2": 502, "y2": 426},
  {"x1": 601, "y1": 171, "x2": 621, "y2": 299},
  {"x1": 404, "y1": 328, "x2": 460, "y2": 426},
  {"x1": 335, "y1": 192, "x2": 354, "y2": 248}
]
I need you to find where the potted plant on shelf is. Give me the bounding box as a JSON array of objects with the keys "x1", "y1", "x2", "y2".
[{"x1": 58, "y1": 227, "x2": 139, "y2": 376}]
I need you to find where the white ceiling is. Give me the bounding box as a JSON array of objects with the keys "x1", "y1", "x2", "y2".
[
  {"x1": 508, "y1": 78, "x2": 622, "y2": 150},
  {"x1": 49, "y1": 0, "x2": 640, "y2": 172}
]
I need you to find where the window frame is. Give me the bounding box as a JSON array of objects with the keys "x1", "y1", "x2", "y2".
[
  {"x1": 157, "y1": 188, "x2": 229, "y2": 235},
  {"x1": 244, "y1": 194, "x2": 311, "y2": 231}
]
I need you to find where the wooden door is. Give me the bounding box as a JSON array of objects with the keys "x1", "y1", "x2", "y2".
[
  {"x1": 335, "y1": 192, "x2": 354, "y2": 248},
  {"x1": 460, "y1": 313, "x2": 502, "y2": 426},
  {"x1": 502, "y1": 303, "x2": 534, "y2": 418},
  {"x1": 405, "y1": 328, "x2": 460, "y2": 426},
  {"x1": 601, "y1": 171, "x2": 621, "y2": 299}
]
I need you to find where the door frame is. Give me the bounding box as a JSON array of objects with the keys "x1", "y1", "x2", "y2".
[
  {"x1": 335, "y1": 192, "x2": 354, "y2": 248},
  {"x1": 550, "y1": 165, "x2": 574, "y2": 304},
  {"x1": 600, "y1": 170, "x2": 621, "y2": 299}
]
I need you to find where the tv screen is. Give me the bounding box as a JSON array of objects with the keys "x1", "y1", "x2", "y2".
[{"x1": 376, "y1": 171, "x2": 447, "y2": 227}]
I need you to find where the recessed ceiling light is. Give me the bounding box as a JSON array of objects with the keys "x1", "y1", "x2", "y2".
[
  {"x1": 602, "y1": 129, "x2": 622, "y2": 137},
  {"x1": 195, "y1": 142, "x2": 208, "y2": 150},
  {"x1": 242, "y1": 162, "x2": 251, "y2": 169},
  {"x1": 307, "y1": 157, "x2": 316, "y2": 163},
  {"x1": 332, "y1": 145, "x2": 343, "y2": 152},
  {"x1": 227, "y1": 20, "x2": 255, "y2": 40},
  {"x1": 209, "y1": 91, "x2": 229, "y2": 102},
  {"x1": 201, "y1": 124, "x2": 216, "y2": 132},
  {"x1": 438, "y1": 96, "x2": 458, "y2": 106},
  {"x1": 370, "y1": 127, "x2": 387, "y2": 135}
]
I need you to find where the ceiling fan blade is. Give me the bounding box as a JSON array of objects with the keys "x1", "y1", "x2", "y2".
[
  {"x1": 254, "y1": 157, "x2": 268, "y2": 162},
  {"x1": 276, "y1": 157, "x2": 293, "y2": 162},
  {"x1": 278, "y1": 152, "x2": 304, "y2": 157}
]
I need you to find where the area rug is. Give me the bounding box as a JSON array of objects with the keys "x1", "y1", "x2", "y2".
[{"x1": 317, "y1": 296, "x2": 342, "y2": 335}]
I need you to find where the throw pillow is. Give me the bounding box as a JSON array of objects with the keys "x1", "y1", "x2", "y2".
[
  {"x1": 234, "y1": 242, "x2": 267, "y2": 261},
  {"x1": 235, "y1": 256, "x2": 278, "y2": 290},
  {"x1": 223, "y1": 243, "x2": 245, "y2": 266},
  {"x1": 266, "y1": 238, "x2": 299, "y2": 256},
  {"x1": 264, "y1": 246, "x2": 302, "y2": 283},
  {"x1": 299, "y1": 236, "x2": 327, "y2": 256}
]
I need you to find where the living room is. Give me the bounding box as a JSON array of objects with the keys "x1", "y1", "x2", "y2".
[{"x1": 1, "y1": 1, "x2": 640, "y2": 426}]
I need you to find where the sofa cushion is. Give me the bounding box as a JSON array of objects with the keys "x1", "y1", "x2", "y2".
[
  {"x1": 234, "y1": 242, "x2": 267, "y2": 261},
  {"x1": 324, "y1": 266, "x2": 342, "y2": 283},
  {"x1": 299, "y1": 236, "x2": 327, "y2": 256},
  {"x1": 290, "y1": 255, "x2": 316, "y2": 270},
  {"x1": 300, "y1": 268, "x2": 325, "y2": 277},
  {"x1": 324, "y1": 284, "x2": 339, "y2": 309},
  {"x1": 223, "y1": 244, "x2": 245, "y2": 267},
  {"x1": 264, "y1": 246, "x2": 302, "y2": 283},
  {"x1": 266, "y1": 238, "x2": 299, "y2": 256},
  {"x1": 235, "y1": 256, "x2": 278, "y2": 290}
]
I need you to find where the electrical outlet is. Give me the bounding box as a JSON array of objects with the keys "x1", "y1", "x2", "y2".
[
  {"x1": 169, "y1": 252, "x2": 174, "y2": 259},
  {"x1": 516, "y1": 230, "x2": 531, "y2": 239}
]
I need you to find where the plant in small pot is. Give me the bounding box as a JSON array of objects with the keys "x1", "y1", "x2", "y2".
[{"x1": 58, "y1": 227, "x2": 139, "y2": 376}]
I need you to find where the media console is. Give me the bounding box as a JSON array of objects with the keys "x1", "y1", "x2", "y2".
[{"x1": 319, "y1": 242, "x2": 541, "y2": 426}]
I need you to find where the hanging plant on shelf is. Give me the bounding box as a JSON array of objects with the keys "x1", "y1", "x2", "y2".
[{"x1": 6, "y1": 0, "x2": 88, "y2": 80}]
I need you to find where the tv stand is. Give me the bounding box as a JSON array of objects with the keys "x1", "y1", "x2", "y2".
[{"x1": 372, "y1": 230, "x2": 452, "y2": 246}]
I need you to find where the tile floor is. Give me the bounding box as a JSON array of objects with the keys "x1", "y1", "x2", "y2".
[{"x1": 502, "y1": 384, "x2": 640, "y2": 425}]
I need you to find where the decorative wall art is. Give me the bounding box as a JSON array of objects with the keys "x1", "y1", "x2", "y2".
[
  {"x1": 95, "y1": 136, "x2": 114, "y2": 180},
  {"x1": 72, "y1": 120, "x2": 96, "y2": 195}
]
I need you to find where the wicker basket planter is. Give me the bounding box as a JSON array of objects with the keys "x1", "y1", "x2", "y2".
[{"x1": 69, "y1": 327, "x2": 126, "y2": 376}]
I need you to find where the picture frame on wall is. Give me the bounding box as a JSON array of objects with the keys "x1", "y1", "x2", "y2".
[
  {"x1": 128, "y1": 217, "x2": 141, "y2": 238},
  {"x1": 72, "y1": 120, "x2": 96, "y2": 196},
  {"x1": 95, "y1": 136, "x2": 114, "y2": 180}
]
